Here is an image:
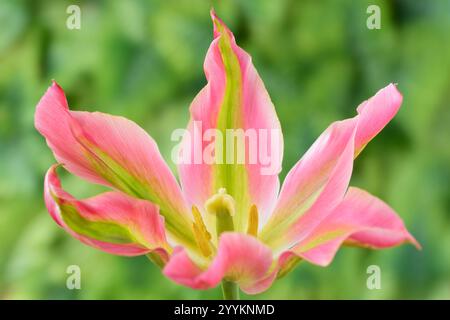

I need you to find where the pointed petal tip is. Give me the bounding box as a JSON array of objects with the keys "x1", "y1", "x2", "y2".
[
  {"x1": 408, "y1": 233, "x2": 422, "y2": 250},
  {"x1": 38, "y1": 80, "x2": 63, "y2": 101},
  {"x1": 209, "y1": 9, "x2": 232, "y2": 39},
  {"x1": 35, "y1": 79, "x2": 69, "y2": 130},
  {"x1": 210, "y1": 8, "x2": 219, "y2": 37},
  {"x1": 209, "y1": 7, "x2": 216, "y2": 19},
  {"x1": 210, "y1": 8, "x2": 220, "y2": 24},
  {"x1": 47, "y1": 79, "x2": 64, "y2": 95},
  {"x1": 357, "y1": 83, "x2": 403, "y2": 115},
  {"x1": 387, "y1": 82, "x2": 403, "y2": 105}
]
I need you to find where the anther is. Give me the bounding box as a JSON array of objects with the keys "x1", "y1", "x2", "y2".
[
  {"x1": 191, "y1": 206, "x2": 212, "y2": 257},
  {"x1": 247, "y1": 204, "x2": 259, "y2": 237}
]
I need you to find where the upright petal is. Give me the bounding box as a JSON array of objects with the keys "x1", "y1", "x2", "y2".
[
  {"x1": 289, "y1": 187, "x2": 420, "y2": 266},
  {"x1": 44, "y1": 165, "x2": 171, "y2": 259},
  {"x1": 35, "y1": 82, "x2": 195, "y2": 248},
  {"x1": 261, "y1": 84, "x2": 403, "y2": 251},
  {"x1": 177, "y1": 11, "x2": 283, "y2": 235},
  {"x1": 163, "y1": 233, "x2": 273, "y2": 294}
]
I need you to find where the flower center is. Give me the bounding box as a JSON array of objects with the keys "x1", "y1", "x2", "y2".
[{"x1": 191, "y1": 188, "x2": 260, "y2": 259}]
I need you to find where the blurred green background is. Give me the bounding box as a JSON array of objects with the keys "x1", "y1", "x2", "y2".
[{"x1": 0, "y1": 0, "x2": 449, "y2": 299}]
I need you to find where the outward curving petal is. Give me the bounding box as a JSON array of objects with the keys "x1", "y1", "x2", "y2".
[
  {"x1": 355, "y1": 83, "x2": 403, "y2": 155},
  {"x1": 35, "y1": 82, "x2": 195, "y2": 248},
  {"x1": 177, "y1": 11, "x2": 283, "y2": 236},
  {"x1": 261, "y1": 84, "x2": 403, "y2": 252},
  {"x1": 289, "y1": 187, "x2": 420, "y2": 266},
  {"x1": 163, "y1": 233, "x2": 273, "y2": 294},
  {"x1": 44, "y1": 165, "x2": 171, "y2": 259},
  {"x1": 260, "y1": 118, "x2": 358, "y2": 251}
]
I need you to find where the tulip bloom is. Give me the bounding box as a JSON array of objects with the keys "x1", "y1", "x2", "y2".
[{"x1": 35, "y1": 11, "x2": 419, "y2": 299}]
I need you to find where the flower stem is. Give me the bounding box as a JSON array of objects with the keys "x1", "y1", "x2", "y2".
[{"x1": 221, "y1": 280, "x2": 240, "y2": 300}]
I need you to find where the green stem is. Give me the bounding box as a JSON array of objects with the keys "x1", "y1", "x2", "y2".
[{"x1": 221, "y1": 280, "x2": 240, "y2": 300}]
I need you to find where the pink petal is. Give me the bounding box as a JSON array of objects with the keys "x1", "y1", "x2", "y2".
[
  {"x1": 261, "y1": 84, "x2": 404, "y2": 251},
  {"x1": 261, "y1": 118, "x2": 358, "y2": 250},
  {"x1": 35, "y1": 82, "x2": 194, "y2": 246},
  {"x1": 177, "y1": 11, "x2": 282, "y2": 233},
  {"x1": 44, "y1": 164, "x2": 170, "y2": 259},
  {"x1": 242, "y1": 251, "x2": 295, "y2": 294},
  {"x1": 290, "y1": 187, "x2": 420, "y2": 266},
  {"x1": 163, "y1": 232, "x2": 273, "y2": 294}
]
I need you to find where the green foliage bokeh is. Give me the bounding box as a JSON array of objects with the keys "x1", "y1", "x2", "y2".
[{"x1": 0, "y1": 0, "x2": 449, "y2": 299}]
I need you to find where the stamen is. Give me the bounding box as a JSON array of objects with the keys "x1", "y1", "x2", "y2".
[
  {"x1": 205, "y1": 188, "x2": 235, "y2": 236},
  {"x1": 193, "y1": 223, "x2": 212, "y2": 257},
  {"x1": 191, "y1": 206, "x2": 212, "y2": 257},
  {"x1": 247, "y1": 204, "x2": 259, "y2": 237},
  {"x1": 192, "y1": 206, "x2": 211, "y2": 240}
]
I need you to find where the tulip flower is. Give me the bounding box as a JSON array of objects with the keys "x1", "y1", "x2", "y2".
[{"x1": 35, "y1": 10, "x2": 419, "y2": 299}]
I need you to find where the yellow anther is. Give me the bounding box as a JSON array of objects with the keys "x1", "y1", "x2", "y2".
[
  {"x1": 191, "y1": 206, "x2": 212, "y2": 257},
  {"x1": 192, "y1": 223, "x2": 212, "y2": 257},
  {"x1": 247, "y1": 204, "x2": 259, "y2": 237},
  {"x1": 192, "y1": 206, "x2": 211, "y2": 241}
]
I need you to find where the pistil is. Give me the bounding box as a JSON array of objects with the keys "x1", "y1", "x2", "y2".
[{"x1": 205, "y1": 188, "x2": 236, "y2": 237}]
